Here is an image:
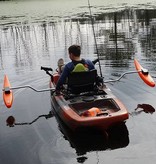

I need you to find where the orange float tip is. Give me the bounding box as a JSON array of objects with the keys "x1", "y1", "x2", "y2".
[
  {"x1": 3, "y1": 75, "x2": 13, "y2": 108},
  {"x1": 134, "y1": 59, "x2": 155, "y2": 87}
]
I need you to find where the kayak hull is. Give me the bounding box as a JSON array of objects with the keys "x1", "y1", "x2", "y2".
[{"x1": 50, "y1": 77, "x2": 129, "y2": 131}]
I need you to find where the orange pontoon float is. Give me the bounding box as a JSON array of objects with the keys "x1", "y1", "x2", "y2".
[
  {"x1": 3, "y1": 75, "x2": 13, "y2": 108},
  {"x1": 134, "y1": 59, "x2": 155, "y2": 87}
]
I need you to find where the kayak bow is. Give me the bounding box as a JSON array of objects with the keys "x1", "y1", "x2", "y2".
[
  {"x1": 134, "y1": 59, "x2": 155, "y2": 87},
  {"x1": 3, "y1": 75, "x2": 13, "y2": 108}
]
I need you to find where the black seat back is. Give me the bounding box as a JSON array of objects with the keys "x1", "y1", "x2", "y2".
[{"x1": 67, "y1": 69, "x2": 97, "y2": 94}]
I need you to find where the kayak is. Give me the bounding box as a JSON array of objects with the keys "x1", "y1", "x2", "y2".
[
  {"x1": 49, "y1": 71, "x2": 129, "y2": 131},
  {"x1": 3, "y1": 75, "x2": 13, "y2": 108},
  {"x1": 134, "y1": 59, "x2": 155, "y2": 87},
  {"x1": 2, "y1": 59, "x2": 154, "y2": 131}
]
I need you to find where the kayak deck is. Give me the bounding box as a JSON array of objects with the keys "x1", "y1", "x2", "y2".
[
  {"x1": 51, "y1": 86, "x2": 129, "y2": 131},
  {"x1": 69, "y1": 96, "x2": 120, "y2": 116}
]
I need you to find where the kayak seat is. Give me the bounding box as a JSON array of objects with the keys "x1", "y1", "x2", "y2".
[{"x1": 67, "y1": 69, "x2": 97, "y2": 94}]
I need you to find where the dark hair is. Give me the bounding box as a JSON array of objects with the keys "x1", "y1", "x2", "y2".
[{"x1": 68, "y1": 45, "x2": 81, "y2": 57}]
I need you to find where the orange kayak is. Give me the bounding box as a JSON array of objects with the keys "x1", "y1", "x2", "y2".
[
  {"x1": 3, "y1": 75, "x2": 13, "y2": 108},
  {"x1": 134, "y1": 59, "x2": 155, "y2": 87},
  {"x1": 50, "y1": 72, "x2": 129, "y2": 131}
]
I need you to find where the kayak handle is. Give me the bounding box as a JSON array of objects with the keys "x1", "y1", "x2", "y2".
[
  {"x1": 41, "y1": 66, "x2": 53, "y2": 72},
  {"x1": 41, "y1": 66, "x2": 53, "y2": 81}
]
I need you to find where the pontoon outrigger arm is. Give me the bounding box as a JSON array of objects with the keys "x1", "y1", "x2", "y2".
[
  {"x1": 3, "y1": 70, "x2": 144, "y2": 93},
  {"x1": 104, "y1": 70, "x2": 142, "y2": 83},
  {"x1": 3, "y1": 85, "x2": 55, "y2": 93}
]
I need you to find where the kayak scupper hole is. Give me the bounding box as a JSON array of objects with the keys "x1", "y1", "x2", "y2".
[{"x1": 97, "y1": 112, "x2": 109, "y2": 116}]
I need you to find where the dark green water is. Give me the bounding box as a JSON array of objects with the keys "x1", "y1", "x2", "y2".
[{"x1": 1, "y1": 0, "x2": 156, "y2": 164}]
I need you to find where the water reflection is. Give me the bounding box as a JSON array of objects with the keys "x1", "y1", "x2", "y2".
[
  {"x1": 135, "y1": 103, "x2": 155, "y2": 113},
  {"x1": 54, "y1": 112, "x2": 129, "y2": 156},
  {"x1": 1, "y1": 8, "x2": 156, "y2": 71},
  {"x1": 1, "y1": 1, "x2": 156, "y2": 164},
  {"x1": 130, "y1": 103, "x2": 155, "y2": 116},
  {"x1": 6, "y1": 111, "x2": 129, "y2": 156},
  {"x1": 6, "y1": 111, "x2": 54, "y2": 127}
]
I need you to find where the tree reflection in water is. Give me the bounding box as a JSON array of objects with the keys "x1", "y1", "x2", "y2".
[{"x1": 1, "y1": 8, "x2": 156, "y2": 71}]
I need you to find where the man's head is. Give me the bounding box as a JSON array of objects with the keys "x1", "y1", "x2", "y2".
[{"x1": 68, "y1": 45, "x2": 81, "y2": 58}]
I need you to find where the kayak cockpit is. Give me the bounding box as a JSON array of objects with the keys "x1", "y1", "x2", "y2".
[{"x1": 68, "y1": 96, "x2": 121, "y2": 117}]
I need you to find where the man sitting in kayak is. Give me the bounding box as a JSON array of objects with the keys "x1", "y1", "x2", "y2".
[{"x1": 56, "y1": 44, "x2": 95, "y2": 93}]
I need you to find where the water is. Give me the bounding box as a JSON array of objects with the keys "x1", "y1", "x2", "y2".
[{"x1": 1, "y1": 0, "x2": 156, "y2": 163}]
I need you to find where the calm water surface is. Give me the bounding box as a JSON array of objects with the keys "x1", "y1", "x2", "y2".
[{"x1": 1, "y1": 0, "x2": 156, "y2": 164}]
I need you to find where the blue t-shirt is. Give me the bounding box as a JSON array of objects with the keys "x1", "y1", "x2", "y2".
[{"x1": 56, "y1": 59, "x2": 95, "y2": 90}]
